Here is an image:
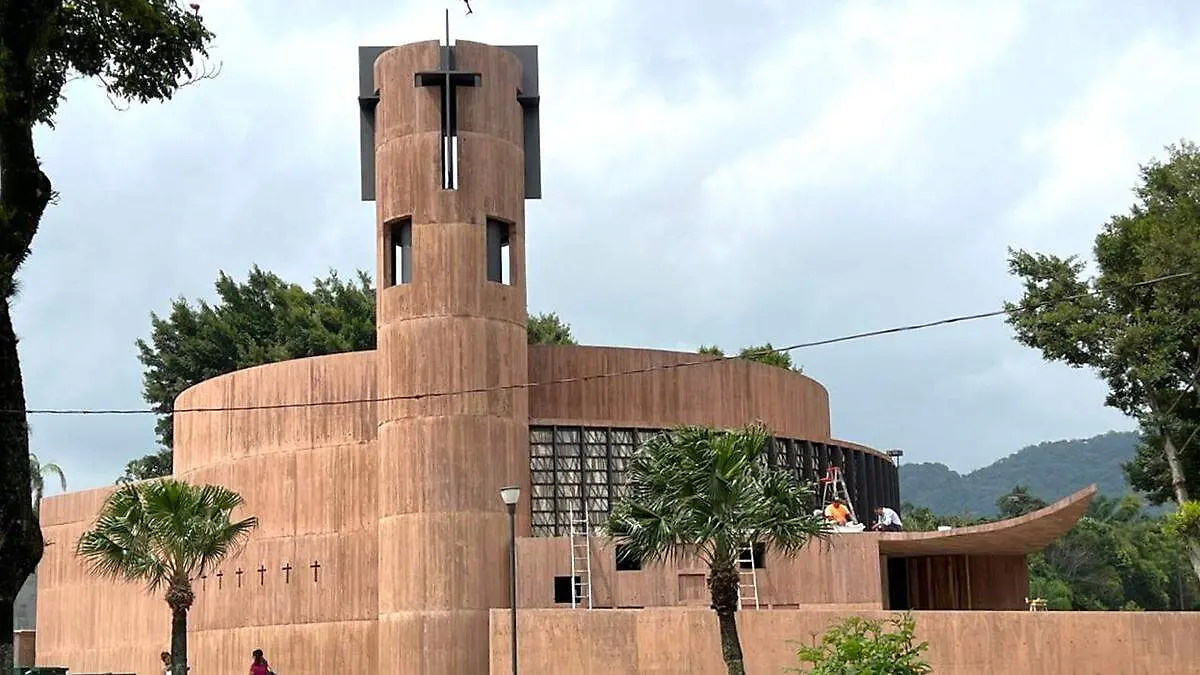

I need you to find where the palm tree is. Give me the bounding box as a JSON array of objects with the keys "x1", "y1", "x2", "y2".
[
  {"x1": 606, "y1": 423, "x2": 829, "y2": 675},
  {"x1": 76, "y1": 479, "x2": 258, "y2": 675},
  {"x1": 29, "y1": 452, "x2": 66, "y2": 515}
]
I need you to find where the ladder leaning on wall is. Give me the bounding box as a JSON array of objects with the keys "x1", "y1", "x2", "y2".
[
  {"x1": 737, "y1": 544, "x2": 761, "y2": 610},
  {"x1": 568, "y1": 510, "x2": 594, "y2": 609},
  {"x1": 819, "y1": 466, "x2": 858, "y2": 523}
]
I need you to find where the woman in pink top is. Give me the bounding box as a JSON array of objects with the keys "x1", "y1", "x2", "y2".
[{"x1": 250, "y1": 649, "x2": 274, "y2": 675}]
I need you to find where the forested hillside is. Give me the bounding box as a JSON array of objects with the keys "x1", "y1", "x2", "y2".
[{"x1": 899, "y1": 431, "x2": 1141, "y2": 516}]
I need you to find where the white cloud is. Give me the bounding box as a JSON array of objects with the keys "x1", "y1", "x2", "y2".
[{"x1": 1003, "y1": 32, "x2": 1200, "y2": 253}]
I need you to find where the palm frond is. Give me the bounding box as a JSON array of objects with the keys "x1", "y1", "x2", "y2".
[
  {"x1": 607, "y1": 422, "x2": 827, "y2": 571},
  {"x1": 76, "y1": 479, "x2": 259, "y2": 597}
]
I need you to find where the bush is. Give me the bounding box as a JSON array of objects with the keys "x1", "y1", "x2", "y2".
[
  {"x1": 1165, "y1": 500, "x2": 1200, "y2": 541},
  {"x1": 790, "y1": 613, "x2": 932, "y2": 674}
]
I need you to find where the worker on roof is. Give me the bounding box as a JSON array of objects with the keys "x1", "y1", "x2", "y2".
[{"x1": 824, "y1": 498, "x2": 852, "y2": 525}]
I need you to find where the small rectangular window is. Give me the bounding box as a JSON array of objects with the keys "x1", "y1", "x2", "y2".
[
  {"x1": 553, "y1": 575, "x2": 580, "y2": 603},
  {"x1": 486, "y1": 218, "x2": 511, "y2": 284},
  {"x1": 615, "y1": 544, "x2": 642, "y2": 571},
  {"x1": 738, "y1": 542, "x2": 767, "y2": 570},
  {"x1": 388, "y1": 218, "x2": 412, "y2": 286}
]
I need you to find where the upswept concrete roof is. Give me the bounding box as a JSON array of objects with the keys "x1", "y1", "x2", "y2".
[{"x1": 877, "y1": 484, "x2": 1098, "y2": 557}]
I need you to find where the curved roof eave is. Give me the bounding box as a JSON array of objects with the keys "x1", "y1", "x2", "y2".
[{"x1": 877, "y1": 484, "x2": 1098, "y2": 557}]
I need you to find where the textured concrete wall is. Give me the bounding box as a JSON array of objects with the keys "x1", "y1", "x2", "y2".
[{"x1": 489, "y1": 608, "x2": 1200, "y2": 674}]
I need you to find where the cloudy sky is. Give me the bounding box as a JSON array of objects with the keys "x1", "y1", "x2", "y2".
[{"x1": 17, "y1": 0, "x2": 1200, "y2": 492}]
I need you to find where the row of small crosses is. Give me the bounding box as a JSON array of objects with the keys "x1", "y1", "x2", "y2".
[{"x1": 198, "y1": 561, "x2": 322, "y2": 589}]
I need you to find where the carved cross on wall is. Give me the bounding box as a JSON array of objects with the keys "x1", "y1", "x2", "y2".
[
  {"x1": 235, "y1": 567, "x2": 244, "y2": 588},
  {"x1": 258, "y1": 564, "x2": 267, "y2": 586},
  {"x1": 281, "y1": 562, "x2": 293, "y2": 584},
  {"x1": 199, "y1": 572, "x2": 207, "y2": 590},
  {"x1": 216, "y1": 570, "x2": 224, "y2": 589},
  {"x1": 310, "y1": 560, "x2": 322, "y2": 583}
]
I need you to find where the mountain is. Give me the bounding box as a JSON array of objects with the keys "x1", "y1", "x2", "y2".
[{"x1": 899, "y1": 430, "x2": 1143, "y2": 517}]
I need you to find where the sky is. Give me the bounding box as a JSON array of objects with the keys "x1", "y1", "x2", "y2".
[{"x1": 16, "y1": 0, "x2": 1200, "y2": 493}]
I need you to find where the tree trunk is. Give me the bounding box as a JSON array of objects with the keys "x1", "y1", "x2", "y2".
[
  {"x1": 1157, "y1": 433, "x2": 1200, "y2": 583},
  {"x1": 0, "y1": 297, "x2": 43, "y2": 675},
  {"x1": 1, "y1": 593, "x2": 14, "y2": 674},
  {"x1": 171, "y1": 607, "x2": 188, "y2": 675},
  {"x1": 0, "y1": 15, "x2": 54, "y2": 675},
  {"x1": 708, "y1": 563, "x2": 746, "y2": 675},
  {"x1": 167, "y1": 581, "x2": 195, "y2": 675}
]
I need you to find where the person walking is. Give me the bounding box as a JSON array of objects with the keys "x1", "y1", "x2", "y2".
[{"x1": 250, "y1": 648, "x2": 275, "y2": 675}]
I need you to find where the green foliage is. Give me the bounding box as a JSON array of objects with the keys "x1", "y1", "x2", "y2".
[
  {"x1": 790, "y1": 613, "x2": 931, "y2": 675},
  {"x1": 696, "y1": 343, "x2": 803, "y2": 372},
  {"x1": 899, "y1": 503, "x2": 988, "y2": 531},
  {"x1": 1165, "y1": 500, "x2": 1200, "y2": 542},
  {"x1": 527, "y1": 311, "x2": 577, "y2": 345},
  {"x1": 116, "y1": 448, "x2": 173, "y2": 485},
  {"x1": 607, "y1": 423, "x2": 828, "y2": 675},
  {"x1": 607, "y1": 423, "x2": 828, "y2": 568},
  {"x1": 1004, "y1": 141, "x2": 1200, "y2": 511},
  {"x1": 137, "y1": 266, "x2": 376, "y2": 449},
  {"x1": 76, "y1": 479, "x2": 256, "y2": 675},
  {"x1": 76, "y1": 479, "x2": 258, "y2": 594},
  {"x1": 996, "y1": 484, "x2": 1048, "y2": 519},
  {"x1": 28, "y1": 452, "x2": 65, "y2": 514},
  {"x1": 901, "y1": 430, "x2": 1146, "y2": 517},
  {"x1": 13, "y1": 1, "x2": 216, "y2": 127},
  {"x1": 130, "y1": 266, "x2": 579, "y2": 481}
]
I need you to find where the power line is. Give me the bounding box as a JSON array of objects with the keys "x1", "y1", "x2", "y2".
[{"x1": 16, "y1": 269, "x2": 1199, "y2": 417}]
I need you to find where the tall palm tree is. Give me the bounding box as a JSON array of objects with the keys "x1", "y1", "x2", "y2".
[
  {"x1": 29, "y1": 452, "x2": 66, "y2": 515},
  {"x1": 607, "y1": 423, "x2": 829, "y2": 675},
  {"x1": 76, "y1": 479, "x2": 258, "y2": 675}
]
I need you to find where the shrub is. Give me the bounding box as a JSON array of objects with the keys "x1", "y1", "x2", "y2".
[{"x1": 790, "y1": 613, "x2": 932, "y2": 674}]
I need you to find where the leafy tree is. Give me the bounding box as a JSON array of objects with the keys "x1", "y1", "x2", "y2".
[
  {"x1": 996, "y1": 484, "x2": 1048, "y2": 519},
  {"x1": 606, "y1": 423, "x2": 828, "y2": 675},
  {"x1": 117, "y1": 448, "x2": 173, "y2": 485},
  {"x1": 527, "y1": 311, "x2": 576, "y2": 345},
  {"x1": 1005, "y1": 141, "x2": 1200, "y2": 582},
  {"x1": 791, "y1": 613, "x2": 931, "y2": 675},
  {"x1": 0, "y1": 2, "x2": 215, "y2": 668},
  {"x1": 129, "y1": 267, "x2": 578, "y2": 481},
  {"x1": 28, "y1": 452, "x2": 66, "y2": 515},
  {"x1": 137, "y1": 266, "x2": 376, "y2": 450},
  {"x1": 76, "y1": 480, "x2": 257, "y2": 675},
  {"x1": 697, "y1": 343, "x2": 803, "y2": 372}
]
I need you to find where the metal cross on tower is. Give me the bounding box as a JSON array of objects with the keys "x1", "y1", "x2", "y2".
[{"x1": 414, "y1": 8, "x2": 481, "y2": 190}]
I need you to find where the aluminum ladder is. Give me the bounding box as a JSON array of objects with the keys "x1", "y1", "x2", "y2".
[
  {"x1": 819, "y1": 465, "x2": 858, "y2": 523},
  {"x1": 737, "y1": 544, "x2": 760, "y2": 610},
  {"x1": 568, "y1": 510, "x2": 593, "y2": 609}
]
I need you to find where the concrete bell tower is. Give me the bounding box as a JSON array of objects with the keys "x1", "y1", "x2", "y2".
[{"x1": 357, "y1": 35, "x2": 541, "y2": 674}]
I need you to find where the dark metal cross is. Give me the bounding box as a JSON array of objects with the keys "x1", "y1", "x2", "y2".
[
  {"x1": 257, "y1": 564, "x2": 267, "y2": 586},
  {"x1": 199, "y1": 572, "x2": 207, "y2": 590},
  {"x1": 235, "y1": 568, "x2": 244, "y2": 588},
  {"x1": 415, "y1": 8, "x2": 480, "y2": 189},
  {"x1": 216, "y1": 570, "x2": 224, "y2": 589},
  {"x1": 310, "y1": 560, "x2": 322, "y2": 583},
  {"x1": 281, "y1": 562, "x2": 293, "y2": 584}
]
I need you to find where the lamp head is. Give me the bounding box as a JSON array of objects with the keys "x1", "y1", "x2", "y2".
[{"x1": 500, "y1": 485, "x2": 521, "y2": 506}]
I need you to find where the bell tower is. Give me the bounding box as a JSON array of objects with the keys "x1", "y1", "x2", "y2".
[{"x1": 357, "y1": 34, "x2": 540, "y2": 674}]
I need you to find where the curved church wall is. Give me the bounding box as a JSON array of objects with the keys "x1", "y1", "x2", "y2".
[
  {"x1": 528, "y1": 345, "x2": 834, "y2": 440},
  {"x1": 172, "y1": 350, "x2": 380, "y2": 672}
]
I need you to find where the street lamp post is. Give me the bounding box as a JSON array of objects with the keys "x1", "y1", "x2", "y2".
[{"x1": 500, "y1": 485, "x2": 521, "y2": 675}]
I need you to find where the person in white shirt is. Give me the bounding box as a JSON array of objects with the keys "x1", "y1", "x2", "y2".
[{"x1": 872, "y1": 505, "x2": 903, "y2": 532}]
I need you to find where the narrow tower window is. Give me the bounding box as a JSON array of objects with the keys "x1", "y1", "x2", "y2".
[
  {"x1": 486, "y1": 218, "x2": 511, "y2": 284},
  {"x1": 388, "y1": 218, "x2": 412, "y2": 286}
]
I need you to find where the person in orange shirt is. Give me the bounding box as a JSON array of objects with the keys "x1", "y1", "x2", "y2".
[{"x1": 824, "y1": 498, "x2": 851, "y2": 525}]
